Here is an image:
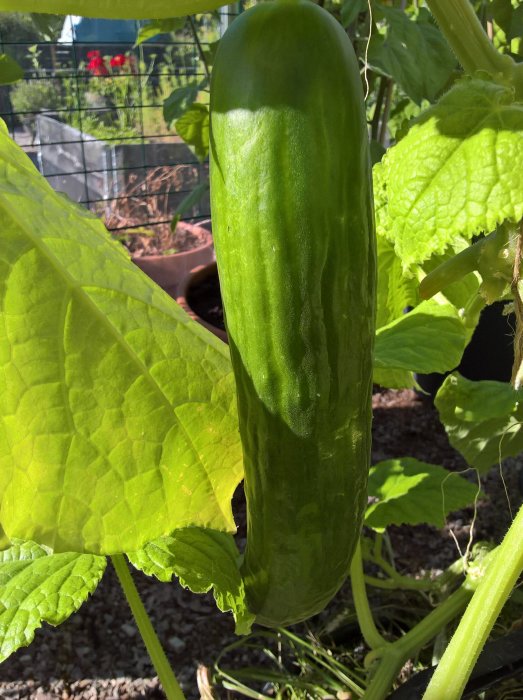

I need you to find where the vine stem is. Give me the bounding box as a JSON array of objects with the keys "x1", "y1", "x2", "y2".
[
  {"x1": 423, "y1": 502, "x2": 523, "y2": 700},
  {"x1": 111, "y1": 555, "x2": 187, "y2": 700},
  {"x1": 364, "y1": 586, "x2": 471, "y2": 700},
  {"x1": 426, "y1": 0, "x2": 523, "y2": 97},
  {"x1": 350, "y1": 540, "x2": 388, "y2": 650}
]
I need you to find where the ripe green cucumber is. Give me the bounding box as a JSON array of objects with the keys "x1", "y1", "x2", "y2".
[{"x1": 210, "y1": 0, "x2": 376, "y2": 627}]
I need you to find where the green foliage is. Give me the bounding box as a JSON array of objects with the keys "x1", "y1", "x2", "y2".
[
  {"x1": 0, "y1": 0, "x2": 225, "y2": 18},
  {"x1": 0, "y1": 120, "x2": 242, "y2": 553},
  {"x1": 374, "y1": 300, "x2": 469, "y2": 388},
  {"x1": 377, "y1": 77, "x2": 523, "y2": 269},
  {"x1": 368, "y1": 5, "x2": 457, "y2": 104},
  {"x1": 436, "y1": 373, "x2": 523, "y2": 472},
  {"x1": 0, "y1": 54, "x2": 23, "y2": 84},
  {"x1": 163, "y1": 83, "x2": 201, "y2": 126},
  {"x1": 175, "y1": 103, "x2": 209, "y2": 161},
  {"x1": 0, "y1": 540, "x2": 106, "y2": 662},
  {"x1": 128, "y1": 528, "x2": 254, "y2": 634},
  {"x1": 9, "y1": 79, "x2": 61, "y2": 133},
  {"x1": 366, "y1": 457, "x2": 481, "y2": 530},
  {"x1": 135, "y1": 17, "x2": 186, "y2": 46}
]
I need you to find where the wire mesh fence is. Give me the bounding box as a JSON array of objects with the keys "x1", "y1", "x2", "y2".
[{"x1": 0, "y1": 9, "x2": 239, "y2": 253}]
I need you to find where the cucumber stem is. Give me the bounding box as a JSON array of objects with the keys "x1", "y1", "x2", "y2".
[
  {"x1": 426, "y1": 0, "x2": 519, "y2": 83},
  {"x1": 111, "y1": 554, "x2": 186, "y2": 700},
  {"x1": 423, "y1": 503, "x2": 523, "y2": 700}
]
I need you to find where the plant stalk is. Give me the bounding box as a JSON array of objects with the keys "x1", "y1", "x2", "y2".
[
  {"x1": 426, "y1": 0, "x2": 523, "y2": 96},
  {"x1": 364, "y1": 586, "x2": 471, "y2": 700},
  {"x1": 350, "y1": 540, "x2": 388, "y2": 650},
  {"x1": 111, "y1": 554, "x2": 186, "y2": 700},
  {"x1": 423, "y1": 503, "x2": 523, "y2": 700}
]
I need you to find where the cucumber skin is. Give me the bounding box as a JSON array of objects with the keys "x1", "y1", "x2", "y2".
[{"x1": 210, "y1": 0, "x2": 376, "y2": 627}]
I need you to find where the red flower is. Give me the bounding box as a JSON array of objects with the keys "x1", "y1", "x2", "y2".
[
  {"x1": 87, "y1": 56, "x2": 109, "y2": 76},
  {"x1": 110, "y1": 54, "x2": 127, "y2": 68},
  {"x1": 86, "y1": 49, "x2": 101, "y2": 59}
]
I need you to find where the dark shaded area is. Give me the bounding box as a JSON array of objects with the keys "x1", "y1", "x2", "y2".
[
  {"x1": 416, "y1": 301, "x2": 515, "y2": 398},
  {"x1": 389, "y1": 629, "x2": 523, "y2": 699}
]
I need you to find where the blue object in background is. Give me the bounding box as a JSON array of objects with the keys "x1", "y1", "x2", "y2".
[{"x1": 59, "y1": 17, "x2": 168, "y2": 44}]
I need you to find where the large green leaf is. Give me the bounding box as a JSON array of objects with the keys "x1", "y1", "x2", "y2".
[
  {"x1": 0, "y1": 120, "x2": 243, "y2": 554},
  {"x1": 0, "y1": 0, "x2": 225, "y2": 17},
  {"x1": 0, "y1": 540, "x2": 106, "y2": 662},
  {"x1": 435, "y1": 373, "x2": 523, "y2": 472},
  {"x1": 129, "y1": 528, "x2": 254, "y2": 634},
  {"x1": 368, "y1": 5, "x2": 456, "y2": 104},
  {"x1": 366, "y1": 458, "x2": 481, "y2": 531},
  {"x1": 374, "y1": 299, "x2": 468, "y2": 387},
  {"x1": 378, "y1": 78, "x2": 523, "y2": 268}
]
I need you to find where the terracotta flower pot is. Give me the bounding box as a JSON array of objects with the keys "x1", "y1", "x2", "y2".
[
  {"x1": 132, "y1": 221, "x2": 214, "y2": 293},
  {"x1": 176, "y1": 261, "x2": 228, "y2": 344}
]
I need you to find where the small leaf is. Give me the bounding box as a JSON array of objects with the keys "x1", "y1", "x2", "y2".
[
  {"x1": 29, "y1": 13, "x2": 64, "y2": 42},
  {"x1": 128, "y1": 528, "x2": 254, "y2": 634},
  {"x1": 341, "y1": 0, "x2": 367, "y2": 27},
  {"x1": 0, "y1": 540, "x2": 106, "y2": 661},
  {"x1": 170, "y1": 181, "x2": 209, "y2": 230},
  {"x1": 435, "y1": 373, "x2": 523, "y2": 472},
  {"x1": 163, "y1": 83, "x2": 200, "y2": 126},
  {"x1": 365, "y1": 458, "x2": 481, "y2": 530},
  {"x1": 175, "y1": 103, "x2": 209, "y2": 162},
  {"x1": 378, "y1": 78, "x2": 523, "y2": 268},
  {"x1": 0, "y1": 54, "x2": 23, "y2": 85},
  {"x1": 375, "y1": 233, "x2": 418, "y2": 330},
  {"x1": 135, "y1": 18, "x2": 186, "y2": 46},
  {"x1": 374, "y1": 300, "x2": 468, "y2": 377},
  {"x1": 368, "y1": 6, "x2": 456, "y2": 104}
]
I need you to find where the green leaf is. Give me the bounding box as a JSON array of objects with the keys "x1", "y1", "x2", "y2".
[
  {"x1": 0, "y1": 54, "x2": 23, "y2": 85},
  {"x1": 29, "y1": 13, "x2": 64, "y2": 42},
  {"x1": 0, "y1": 120, "x2": 243, "y2": 554},
  {"x1": 175, "y1": 103, "x2": 209, "y2": 162},
  {"x1": 170, "y1": 181, "x2": 210, "y2": 230},
  {"x1": 435, "y1": 373, "x2": 523, "y2": 472},
  {"x1": 368, "y1": 6, "x2": 456, "y2": 104},
  {"x1": 365, "y1": 457, "x2": 481, "y2": 531},
  {"x1": 135, "y1": 18, "x2": 186, "y2": 47},
  {"x1": 379, "y1": 78, "x2": 523, "y2": 268},
  {"x1": 341, "y1": 0, "x2": 367, "y2": 27},
  {"x1": 163, "y1": 83, "x2": 200, "y2": 126},
  {"x1": 0, "y1": 0, "x2": 225, "y2": 18},
  {"x1": 374, "y1": 300, "x2": 468, "y2": 379},
  {"x1": 489, "y1": 0, "x2": 514, "y2": 35},
  {"x1": 128, "y1": 528, "x2": 254, "y2": 635},
  {"x1": 376, "y1": 233, "x2": 418, "y2": 330},
  {"x1": 0, "y1": 540, "x2": 106, "y2": 661},
  {"x1": 373, "y1": 366, "x2": 415, "y2": 391}
]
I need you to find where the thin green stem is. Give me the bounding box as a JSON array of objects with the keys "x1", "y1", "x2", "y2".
[
  {"x1": 350, "y1": 541, "x2": 388, "y2": 650},
  {"x1": 423, "y1": 503, "x2": 523, "y2": 700},
  {"x1": 364, "y1": 586, "x2": 471, "y2": 700},
  {"x1": 189, "y1": 15, "x2": 211, "y2": 83},
  {"x1": 111, "y1": 554, "x2": 186, "y2": 700}
]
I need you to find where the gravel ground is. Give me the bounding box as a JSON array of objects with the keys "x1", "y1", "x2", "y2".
[{"x1": 1, "y1": 388, "x2": 522, "y2": 699}]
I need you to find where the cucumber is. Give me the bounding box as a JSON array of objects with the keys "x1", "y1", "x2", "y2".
[{"x1": 210, "y1": 0, "x2": 376, "y2": 627}]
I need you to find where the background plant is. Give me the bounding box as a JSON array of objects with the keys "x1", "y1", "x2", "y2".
[{"x1": 0, "y1": 1, "x2": 523, "y2": 700}]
